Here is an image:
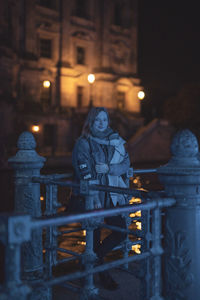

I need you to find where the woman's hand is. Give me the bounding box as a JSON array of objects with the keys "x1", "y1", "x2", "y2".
[{"x1": 95, "y1": 163, "x2": 109, "y2": 174}]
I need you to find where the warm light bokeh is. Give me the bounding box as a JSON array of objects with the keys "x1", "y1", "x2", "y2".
[
  {"x1": 43, "y1": 80, "x2": 51, "y2": 88},
  {"x1": 132, "y1": 244, "x2": 141, "y2": 254},
  {"x1": 138, "y1": 90, "x2": 145, "y2": 100},
  {"x1": 31, "y1": 125, "x2": 40, "y2": 132},
  {"x1": 87, "y1": 74, "x2": 95, "y2": 84}
]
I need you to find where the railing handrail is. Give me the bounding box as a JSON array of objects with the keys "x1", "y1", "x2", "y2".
[{"x1": 32, "y1": 197, "x2": 175, "y2": 229}]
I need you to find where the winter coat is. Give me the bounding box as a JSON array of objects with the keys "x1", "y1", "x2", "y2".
[{"x1": 72, "y1": 132, "x2": 130, "y2": 210}]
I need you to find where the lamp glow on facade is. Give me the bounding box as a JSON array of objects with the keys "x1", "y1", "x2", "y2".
[
  {"x1": 31, "y1": 125, "x2": 40, "y2": 133},
  {"x1": 138, "y1": 91, "x2": 145, "y2": 100},
  {"x1": 43, "y1": 80, "x2": 51, "y2": 88},
  {"x1": 87, "y1": 74, "x2": 95, "y2": 84}
]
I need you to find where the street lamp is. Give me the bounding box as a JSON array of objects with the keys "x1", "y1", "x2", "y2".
[
  {"x1": 87, "y1": 73, "x2": 95, "y2": 107},
  {"x1": 138, "y1": 90, "x2": 145, "y2": 100},
  {"x1": 31, "y1": 125, "x2": 40, "y2": 133},
  {"x1": 43, "y1": 80, "x2": 51, "y2": 88}
]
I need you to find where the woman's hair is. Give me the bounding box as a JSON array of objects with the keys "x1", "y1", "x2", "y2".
[{"x1": 81, "y1": 107, "x2": 110, "y2": 137}]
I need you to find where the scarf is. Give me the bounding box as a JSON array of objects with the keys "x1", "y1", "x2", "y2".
[
  {"x1": 90, "y1": 126, "x2": 113, "y2": 139},
  {"x1": 90, "y1": 128, "x2": 128, "y2": 206}
]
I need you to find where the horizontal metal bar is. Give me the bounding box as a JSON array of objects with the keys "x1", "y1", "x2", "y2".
[
  {"x1": 52, "y1": 179, "x2": 146, "y2": 197},
  {"x1": 32, "y1": 177, "x2": 76, "y2": 186},
  {"x1": 55, "y1": 256, "x2": 79, "y2": 265},
  {"x1": 134, "y1": 168, "x2": 157, "y2": 174},
  {"x1": 89, "y1": 184, "x2": 145, "y2": 196},
  {"x1": 59, "y1": 228, "x2": 82, "y2": 235},
  {"x1": 30, "y1": 251, "x2": 150, "y2": 288},
  {"x1": 113, "y1": 239, "x2": 142, "y2": 251},
  {"x1": 99, "y1": 223, "x2": 140, "y2": 235},
  {"x1": 59, "y1": 282, "x2": 81, "y2": 293},
  {"x1": 32, "y1": 198, "x2": 176, "y2": 230},
  {"x1": 57, "y1": 248, "x2": 81, "y2": 257}
]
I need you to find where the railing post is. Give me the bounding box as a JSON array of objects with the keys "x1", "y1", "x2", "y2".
[
  {"x1": 158, "y1": 129, "x2": 200, "y2": 300},
  {"x1": 45, "y1": 184, "x2": 59, "y2": 278},
  {"x1": 150, "y1": 204, "x2": 164, "y2": 300},
  {"x1": 8, "y1": 132, "x2": 50, "y2": 300},
  {"x1": 0, "y1": 214, "x2": 32, "y2": 300},
  {"x1": 80, "y1": 182, "x2": 99, "y2": 300}
]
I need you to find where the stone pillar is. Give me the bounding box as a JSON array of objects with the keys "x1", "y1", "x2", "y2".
[
  {"x1": 158, "y1": 129, "x2": 200, "y2": 300},
  {"x1": 8, "y1": 132, "x2": 50, "y2": 299}
]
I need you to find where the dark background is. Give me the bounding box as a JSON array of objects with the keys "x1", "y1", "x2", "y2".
[{"x1": 138, "y1": 1, "x2": 200, "y2": 121}]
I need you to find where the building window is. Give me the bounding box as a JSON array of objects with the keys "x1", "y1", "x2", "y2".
[
  {"x1": 76, "y1": 46, "x2": 85, "y2": 65},
  {"x1": 39, "y1": 38, "x2": 52, "y2": 58},
  {"x1": 117, "y1": 91, "x2": 125, "y2": 109},
  {"x1": 77, "y1": 86, "x2": 84, "y2": 107},
  {"x1": 75, "y1": 0, "x2": 88, "y2": 18},
  {"x1": 40, "y1": 81, "x2": 51, "y2": 107}
]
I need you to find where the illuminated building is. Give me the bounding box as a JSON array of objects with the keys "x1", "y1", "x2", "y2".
[{"x1": 0, "y1": 0, "x2": 143, "y2": 155}]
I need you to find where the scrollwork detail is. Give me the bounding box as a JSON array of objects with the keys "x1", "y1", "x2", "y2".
[{"x1": 164, "y1": 221, "x2": 194, "y2": 299}]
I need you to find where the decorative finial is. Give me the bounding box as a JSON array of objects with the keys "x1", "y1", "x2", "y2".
[
  {"x1": 171, "y1": 129, "x2": 199, "y2": 158},
  {"x1": 17, "y1": 131, "x2": 36, "y2": 150}
]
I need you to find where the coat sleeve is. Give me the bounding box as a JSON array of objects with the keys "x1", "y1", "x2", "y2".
[
  {"x1": 72, "y1": 138, "x2": 95, "y2": 180},
  {"x1": 108, "y1": 151, "x2": 130, "y2": 176}
]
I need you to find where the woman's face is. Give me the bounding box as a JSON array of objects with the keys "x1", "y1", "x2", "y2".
[{"x1": 93, "y1": 111, "x2": 108, "y2": 132}]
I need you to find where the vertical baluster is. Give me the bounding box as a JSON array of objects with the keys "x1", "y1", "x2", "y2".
[
  {"x1": 145, "y1": 208, "x2": 152, "y2": 299},
  {"x1": 139, "y1": 208, "x2": 149, "y2": 300},
  {"x1": 150, "y1": 204, "x2": 164, "y2": 300},
  {"x1": 45, "y1": 184, "x2": 58, "y2": 280},
  {"x1": 122, "y1": 212, "x2": 132, "y2": 270},
  {"x1": 80, "y1": 193, "x2": 98, "y2": 300}
]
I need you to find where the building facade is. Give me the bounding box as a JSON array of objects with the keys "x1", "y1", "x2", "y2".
[{"x1": 0, "y1": 0, "x2": 142, "y2": 156}]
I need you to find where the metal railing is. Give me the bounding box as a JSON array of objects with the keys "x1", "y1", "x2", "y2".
[{"x1": 0, "y1": 168, "x2": 176, "y2": 300}]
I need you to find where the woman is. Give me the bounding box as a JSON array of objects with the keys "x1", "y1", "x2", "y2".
[{"x1": 72, "y1": 107, "x2": 131, "y2": 289}]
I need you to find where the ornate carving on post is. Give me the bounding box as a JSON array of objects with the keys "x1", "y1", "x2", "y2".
[
  {"x1": 165, "y1": 221, "x2": 194, "y2": 300},
  {"x1": 158, "y1": 129, "x2": 200, "y2": 300},
  {"x1": 0, "y1": 214, "x2": 32, "y2": 300},
  {"x1": 8, "y1": 132, "x2": 50, "y2": 299}
]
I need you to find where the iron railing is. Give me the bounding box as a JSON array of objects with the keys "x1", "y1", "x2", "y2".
[{"x1": 0, "y1": 169, "x2": 176, "y2": 300}]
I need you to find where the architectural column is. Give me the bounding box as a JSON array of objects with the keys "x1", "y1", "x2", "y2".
[{"x1": 158, "y1": 129, "x2": 200, "y2": 300}]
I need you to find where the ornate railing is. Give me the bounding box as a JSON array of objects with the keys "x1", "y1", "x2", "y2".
[
  {"x1": 1, "y1": 129, "x2": 200, "y2": 300},
  {"x1": 0, "y1": 181, "x2": 175, "y2": 300}
]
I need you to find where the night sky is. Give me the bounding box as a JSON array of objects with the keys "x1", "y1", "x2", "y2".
[{"x1": 138, "y1": 1, "x2": 200, "y2": 114}]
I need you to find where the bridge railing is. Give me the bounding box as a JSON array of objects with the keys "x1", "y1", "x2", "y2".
[
  {"x1": 3, "y1": 129, "x2": 200, "y2": 300},
  {"x1": 0, "y1": 187, "x2": 175, "y2": 300}
]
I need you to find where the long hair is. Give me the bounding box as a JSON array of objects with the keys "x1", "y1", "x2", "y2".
[{"x1": 81, "y1": 107, "x2": 110, "y2": 137}]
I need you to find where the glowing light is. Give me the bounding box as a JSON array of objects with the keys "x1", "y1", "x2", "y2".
[
  {"x1": 32, "y1": 125, "x2": 40, "y2": 132},
  {"x1": 43, "y1": 80, "x2": 51, "y2": 88},
  {"x1": 136, "y1": 221, "x2": 142, "y2": 230},
  {"x1": 138, "y1": 91, "x2": 145, "y2": 100},
  {"x1": 129, "y1": 197, "x2": 142, "y2": 204},
  {"x1": 87, "y1": 74, "x2": 95, "y2": 84},
  {"x1": 40, "y1": 196, "x2": 44, "y2": 201},
  {"x1": 132, "y1": 244, "x2": 141, "y2": 254},
  {"x1": 130, "y1": 211, "x2": 141, "y2": 218},
  {"x1": 77, "y1": 241, "x2": 86, "y2": 245},
  {"x1": 83, "y1": 230, "x2": 86, "y2": 236}
]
